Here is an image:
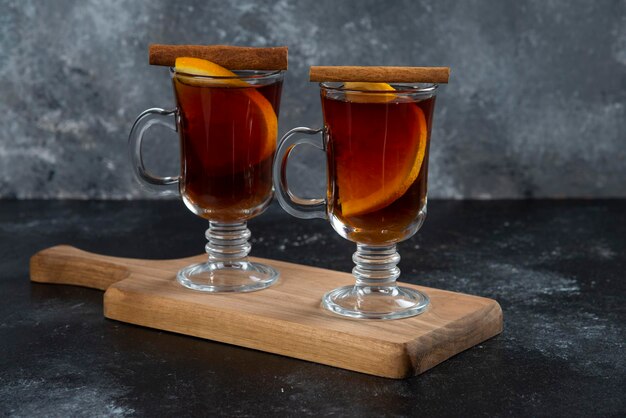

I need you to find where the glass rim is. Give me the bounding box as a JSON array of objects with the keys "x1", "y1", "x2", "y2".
[
  {"x1": 320, "y1": 82, "x2": 438, "y2": 94},
  {"x1": 170, "y1": 67, "x2": 284, "y2": 80}
]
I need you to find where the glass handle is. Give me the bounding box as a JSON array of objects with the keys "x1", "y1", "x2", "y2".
[
  {"x1": 128, "y1": 108, "x2": 180, "y2": 190},
  {"x1": 273, "y1": 127, "x2": 328, "y2": 220}
]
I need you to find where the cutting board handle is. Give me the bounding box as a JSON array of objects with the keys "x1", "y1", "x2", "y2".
[{"x1": 30, "y1": 245, "x2": 131, "y2": 290}]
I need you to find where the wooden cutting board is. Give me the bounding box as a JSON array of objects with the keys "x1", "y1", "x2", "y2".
[{"x1": 30, "y1": 245, "x2": 503, "y2": 379}]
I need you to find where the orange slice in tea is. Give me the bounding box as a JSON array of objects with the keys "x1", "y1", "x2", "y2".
[
  {"x1": 344, "y1": 82, "x2": 396, "y2": 103},
  {"x1": 175, "y1": 57, "x2": 248, "y2": 86},
  {"x1": 339, "y1": 102, "x2": 428, "y2": 218},
  {"x1": 174, "y1": 57, "x2": 278, "y2": 161}
]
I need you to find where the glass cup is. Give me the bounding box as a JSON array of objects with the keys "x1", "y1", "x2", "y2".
[
  {"x1": 274, "y1": 82, "x2": 438, "y2": 319},
  {"x1": 129, "y1": 68, "x2": 284, "y2": 292}
]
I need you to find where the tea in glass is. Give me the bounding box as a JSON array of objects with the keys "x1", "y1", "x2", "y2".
[
  {"x1": 322, "y1": 88, "x2": 435, "y2": 245},
  {"x1": 129, "y1": 56, "x2": 284, "y2": 292},
  {"x1": 274, "y1": 77, "x2": 441, "y2": 319},
  {"x1": 174, "y1": 73, "x2": 283, "y2": 221}
]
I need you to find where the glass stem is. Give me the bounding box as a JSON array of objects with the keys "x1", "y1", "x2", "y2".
[
  {"x1": 352, "y1": 244, "x2": 401, "y2": 289},
  {"x1": 205, "y1": 222, "x2": 251, "y2": 264}
]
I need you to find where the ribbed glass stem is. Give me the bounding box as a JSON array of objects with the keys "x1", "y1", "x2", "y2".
[
  {"x1": 205, "y1": 222, "x2": 251, "y2": 263},
  {"x1": 352, "y1": 244, "x2": 401, "y2": 289}
]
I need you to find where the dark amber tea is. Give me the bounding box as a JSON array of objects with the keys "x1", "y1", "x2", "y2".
[
  {"x1": 173, "y1": 75, "x2": 283, "y2": 222},
  {"x1": 322, "y1": 90, "x2": 436, "y2": 244},
  {"x1": 130, "y1": 49, "x2": 287, "y2": 293},
  {"x1": 275, "y1": 66, "x2": 445, "y2": 319}
]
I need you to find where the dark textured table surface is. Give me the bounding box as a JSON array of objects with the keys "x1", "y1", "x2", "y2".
[{"x1": 1, "y1": 200, "x2": 624, "y2": 417}]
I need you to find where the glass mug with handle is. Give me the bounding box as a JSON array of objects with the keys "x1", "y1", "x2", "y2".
[
  {"x1": 129, "y1": 58, "x2": 284, "y2": 292},
  {"x1": 274, "y1": 77, "x2": 438, "y2": 319}
]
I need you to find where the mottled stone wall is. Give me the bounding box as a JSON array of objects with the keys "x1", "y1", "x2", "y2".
[{"x1": 0, "y1": 0, "x2": 624, "y2": 199}]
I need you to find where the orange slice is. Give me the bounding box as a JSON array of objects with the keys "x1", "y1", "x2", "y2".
[
  {"x1": 175, "y1": 57, "x2": 248, "y2": 86},
  {"x1": 339, "y1": 103, "x2": 428, "y2": 218},
  {"x1": 174, "y1": 57, "x2": 278, "y2": 161},
  {"x1": 344, "y1": 82, "x2": 396, "y2": 103}
]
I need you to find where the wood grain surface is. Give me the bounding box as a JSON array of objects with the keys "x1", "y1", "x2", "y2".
[{"x1": 30, "y1": 245, "x2": 502, "y2": 379}]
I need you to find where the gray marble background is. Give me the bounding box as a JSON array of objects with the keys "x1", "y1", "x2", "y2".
[{"x1": 1, "y1": 0, "x2": 624, "y2": 199}]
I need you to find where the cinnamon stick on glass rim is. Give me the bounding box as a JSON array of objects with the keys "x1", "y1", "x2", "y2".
[
  {"x1": 149, "y1": 44, "x2": 288, "y2": 70},
  {"x1": 309, "y1": 66, "x2": 449, "y2": 83}
]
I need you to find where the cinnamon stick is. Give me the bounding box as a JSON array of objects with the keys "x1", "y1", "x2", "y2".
[
  {"x1": 309, "y1": 66, "x2": 449, "y2": 83},
  {"x1": 149, "y1": 44, "x2": 288, "y2": 70}
]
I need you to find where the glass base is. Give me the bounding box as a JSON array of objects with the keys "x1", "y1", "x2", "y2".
[
  {"x1": 177, "y1": 261, "x2": 279, "y2": 293},
  {"x1": 321, "y1": 244, "x2": 430, "y2": 319},
  {"x1": 321, "y1": 285, "x2": 429, "y2": 320}
]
